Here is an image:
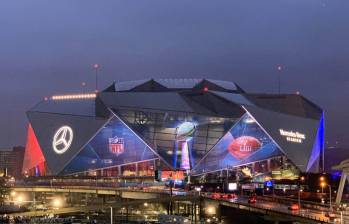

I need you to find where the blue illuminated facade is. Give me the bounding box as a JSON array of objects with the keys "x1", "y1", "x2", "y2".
[
  {"x1": 192, "y1": 113, "x2": 283, "y2": 175},
  {"x1": 61, "y1": 115, "x2": 158, "y2": 175}
]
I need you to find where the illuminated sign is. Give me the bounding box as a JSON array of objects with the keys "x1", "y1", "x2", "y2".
[
  {"x1": 266, "y1": 180, "x2": 273, "y2": 187},
  {"x1": 279, "y1": 129, "x2": 306, "y2": 143},
  {"x1": 228, "y1": 136, "x2": 261, "y2": 159},
  {"x1": 228, "y1": 182, "x2": 237, "y2": 191},
  {"x1": 108, "y1": 136, "x2": 124, "y2": 155},
  {"x1": 52, "y1": 126, "x2": 73, "y2": 154},
  {"x1": 176, "y1": 122, "x2": 196, "y2": 141},
  {"x1": 161, "y1": 171, "x2": 185, "y2": 181}
]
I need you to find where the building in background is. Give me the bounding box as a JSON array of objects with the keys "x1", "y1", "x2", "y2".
[
  {"x1": 0, "y1": 146, "x2": 25, "y2": 178},
  {"x1": 22, "y1": 78, "x2": 324, "y2": 184}
]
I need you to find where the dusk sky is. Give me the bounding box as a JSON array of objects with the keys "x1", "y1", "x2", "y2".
[{"x1": 0, "y1": 0, "x2": 348, "y2": 149}]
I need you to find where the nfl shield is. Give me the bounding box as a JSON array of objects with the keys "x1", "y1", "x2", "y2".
[{"x1": 108, "y1": 136, "x2": 124, "y2": 155}]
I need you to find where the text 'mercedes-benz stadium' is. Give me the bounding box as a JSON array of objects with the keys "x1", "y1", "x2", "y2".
[{"x1": 22, "y1": 79, "x2": 324, "y2": 181}]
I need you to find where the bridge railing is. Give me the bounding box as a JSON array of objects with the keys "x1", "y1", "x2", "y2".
[{"x1": 203, "y1": 195, "x2": 331, "y2": 223}]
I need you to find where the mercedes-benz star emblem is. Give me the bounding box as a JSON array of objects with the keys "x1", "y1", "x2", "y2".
[{"x1": 52, "y1": 126, "x2": 73, "y2": 154}]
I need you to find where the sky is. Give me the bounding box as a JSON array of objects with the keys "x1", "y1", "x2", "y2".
[{"x1": 0, "y1": 0, "x2": 348, "y2": 149}]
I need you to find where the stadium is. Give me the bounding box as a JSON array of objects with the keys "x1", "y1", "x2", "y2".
[{"x1": 22, "y1": 78, "x2": 324, "y2": 185}]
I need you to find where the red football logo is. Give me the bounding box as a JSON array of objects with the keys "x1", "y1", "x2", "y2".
[{"x1": 228, "y1": 136, "x2": 261, "y2": 159}]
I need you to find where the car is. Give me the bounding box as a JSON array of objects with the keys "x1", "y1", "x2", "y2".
[
  {"x1": 221, "y1": 194, "x2": 230, "y2": 199},
  {"x1": 288, "y1": 203, "x2": 300, "y2": 211},
  {"x1": 222, "y1": 193, "x2": 237, "y2": 200},
  {"x1": 248, "y1": 194, "x2": 257, "y2": 204},
  {"x1": 325, "y1": 212, "x2": 336, "y2": 219},
  {"x1": 230, "y1": 193, "x2": 237, "y2": 199},
  {"x1": 212, "y1": 193, "x2": 221, "y2": 199}
]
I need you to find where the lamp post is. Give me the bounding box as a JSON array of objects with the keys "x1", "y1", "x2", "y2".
[
  {"x1": 110, "y1": 206, "x2": 113, "y2": 224},
  {"x1": 328, "y1": 184, "x2": 332, "y2": 211},
  {"x1": 298, "y1": 189, "x2": 303, "y2": 210},
  {"x1": 320, "y1": 181, "x2": 332, "y2": 211},
  {"x1": 277, "y1": 65, "x2": 283, "y2": 94},
  {"x1": 93, "y1": 64, "x2": 100, "y2": 92}
]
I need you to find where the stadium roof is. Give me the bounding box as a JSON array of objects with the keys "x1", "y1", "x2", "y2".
[
  {"x1": 108, "y1": 78, "x2": 245, "y2": 92},
  {"x1": 27, "y1": 79, "x2": 322, "y2": 121}
]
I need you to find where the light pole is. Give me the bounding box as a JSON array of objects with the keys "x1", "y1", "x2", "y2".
[
  {"x1": 320, "y1": 176, "x2": 325, "y2": 193},
  {"x1": 277, "y1": 65, "x2": 283, "y2": 94},
  {"x1": 93, "y1": 64, "x2": 100, "y2": 92},
  {"x1": 81, "y1": 82, "x2": 86, "y2": 93},
  {"x1": 320, "y1": 181, "x2": 332, "y2": 211},
  {"x1": 110, "y1": 206, "x2": 113, "y2": 224},
  {"x1": 327, "y1": 184, "x2": 332, "y2": 211},
  {"x1": 298, "y1": 189, "x2": 303, "y2": 210}
]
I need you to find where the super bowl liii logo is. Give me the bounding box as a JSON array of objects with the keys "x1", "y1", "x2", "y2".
[{"x1": 108, "y1": 136, "x2": 124, "y2": 156}]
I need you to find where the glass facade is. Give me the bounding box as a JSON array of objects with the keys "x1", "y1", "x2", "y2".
[
  {"x1": 113, "y1": 108, "x2": 239, "y2": 170},
  {"x1": 60, "y1": 116, "x2": 158, "y2": 175},
  {"x1": 192, "y1": 113, "x2": 283, "y2": 175}
]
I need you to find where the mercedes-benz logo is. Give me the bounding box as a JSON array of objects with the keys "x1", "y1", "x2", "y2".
[{"x1": 52, "y1": 126, "x2": 73, "y2": 154}]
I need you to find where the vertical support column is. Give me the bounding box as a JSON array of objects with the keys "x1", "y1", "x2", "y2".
[
  {"x1": 85, "y1": 194, "x2": 89, "y2": 206},
  {"x1": 336, "y1": 171, "x2": 347, "y2": 204},
  {"x1": 282, "y1": 156, "x2": 287, "y2": 168},
  {"x1": 118, "y1": 166, "x2": 122, "y2": 177},
  {"x1": 251, "y1": 162, "x2": 255, "y2": 174},
  {"x1": 135, "y1": 163, "x2": 139, "y2": 176},
  {"x1": 267, "y1": 159, "x2": 271, "y2": 172}
]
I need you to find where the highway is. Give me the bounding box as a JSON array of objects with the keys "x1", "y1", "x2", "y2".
[{"x1": 9, "y1": 185, "x2": 343, "y2": 223}]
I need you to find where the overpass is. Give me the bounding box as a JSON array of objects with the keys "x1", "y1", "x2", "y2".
[
  {"x1": 12, "y1": 185, "x2": 167, "y2": 199},
  {"x1": 333, "y1": 159, "x2": 349, "y2": 204},
  {"x1": 9, "y1": 185, "x2": 333, "y2": 223}
]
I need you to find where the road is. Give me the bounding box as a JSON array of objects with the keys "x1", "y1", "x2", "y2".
[
  {"x1": 204, "y1": 194, "x2": 341, "y2": 223},
  {"x1": 10, "y1": 185, "x2": 345, "y2": 223}
]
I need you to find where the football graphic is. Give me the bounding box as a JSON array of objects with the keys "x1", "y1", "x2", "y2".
[
  {"x1": 176, "y1": 122, "x2": 196, "y2": 141},
  {"x1": 228, "y1": 136, "x2": 261, "y2": 159}
]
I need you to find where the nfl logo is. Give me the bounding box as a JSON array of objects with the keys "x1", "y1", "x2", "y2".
[{"x1": 108, "y1": 136, "x2": 124, "y2": 156}]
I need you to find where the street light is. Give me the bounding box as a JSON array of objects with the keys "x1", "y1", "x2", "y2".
[
  {"x1": 321, "y1": 182, "x2": 325, "y2": 191},
  {"x1": 16, "y1": 195, "x2": 24, "y2": 208},
  {"x1": 195, "y1": 187, "x2": 201, "y2": 196},
  {"x1": 320, "y1": 176, "x2": 325, "y2": 193},
  {"x1": 298, "y1": 189, "x2": 303, "y2": 211},
  {"x1": 320, "y1": 182, "x2": 332, "y2": 210},
  {"x1": 53, "y1": 198, "x2": 62, "y2": 209},
  {"x1": 17, "y1": 196, "x2": 23, "y2": 203},
  {"x1": 93, "y1": 63, "x2": 100, "y2": 92},
  {"x1": 206, "y1": 206, "x2": 216, "y2": 215}
]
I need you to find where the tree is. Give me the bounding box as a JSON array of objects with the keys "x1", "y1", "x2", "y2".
[{"x1": 0, "y1": 177, "x2": 10, "y2": 206}]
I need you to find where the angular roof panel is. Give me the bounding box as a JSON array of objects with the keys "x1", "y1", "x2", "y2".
[
  {"x1": 99, "y1": 92, "x2": 195, "y2": 113},
  {"x1": 245, "y1": 94, "x2": 322, "y2": 119},
  {"x1": 243, "y1": 105, "x2": 321, "y2": 172},
  {"x1": 109, "y1": 78, "x2": 241, "y2": 92},
  {"x1": 27, "y1": 111, "x2": 108, "y2": 174},
  {"x1": 206, "y1": 79, "x2": 238, "y2": 91},
  {"x1": 115, "y1": 79, "x2": 151, "y2": 91},
  {"x1": 155, "y1": 78, "x2": 202, "y2": 89},
  {"x1": 210, "y1": 91, "x2": 254, "y2": 106},
  {"x1": 29, "y1": 99, "x2": 96, "y2": 117}
]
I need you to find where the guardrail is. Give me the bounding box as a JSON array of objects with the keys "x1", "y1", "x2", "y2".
[{"x1": 203, "y1": 195, "x2": 331, "y2": 223}]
